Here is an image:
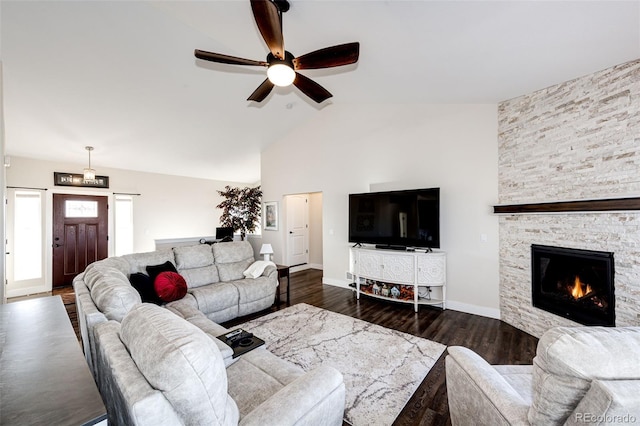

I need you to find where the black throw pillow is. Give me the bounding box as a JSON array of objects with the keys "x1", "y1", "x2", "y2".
[
  {"x1": 146, "y1": 261, "x2": 178, "y2": 282},
  {"x1": 129, "y1": 272, "x2": 162, "y2": 305}
]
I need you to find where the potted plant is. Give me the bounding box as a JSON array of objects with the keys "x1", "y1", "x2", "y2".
[{"x1": 216, "y1": 185, "x2": 262, "y2": 240}]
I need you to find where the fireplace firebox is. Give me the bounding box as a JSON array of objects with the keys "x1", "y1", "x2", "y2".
[{"x1": 531, "y1": 244, "x2": 615, "y2": 326}]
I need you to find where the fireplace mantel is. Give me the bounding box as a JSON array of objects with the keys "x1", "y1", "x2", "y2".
[{"x1": 493, "y1": 197, "x2": 640, "y2": 214}]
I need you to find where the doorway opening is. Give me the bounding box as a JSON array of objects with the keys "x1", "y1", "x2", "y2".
[{"x1": 284, "y1": 192, "x2": 323, "y2": 271}]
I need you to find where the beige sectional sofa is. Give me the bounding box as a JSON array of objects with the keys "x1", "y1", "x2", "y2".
[
  {"x1": 75, "y1": 241, "x2": 277, "y2": 374},
  {"x1": 73, "y1": 240, "x2": 346, "y2": 425}
]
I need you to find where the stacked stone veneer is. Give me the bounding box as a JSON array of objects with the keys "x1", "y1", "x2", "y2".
[{"x1": 498, "y1": 59, "x2": 640, "y2": 338}]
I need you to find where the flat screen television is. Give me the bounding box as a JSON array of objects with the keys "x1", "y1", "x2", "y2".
[{"x1": 348, "y1": 188, "x2": 440, "y2": 249}]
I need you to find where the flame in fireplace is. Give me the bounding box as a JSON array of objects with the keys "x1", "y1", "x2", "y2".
[{"x1": 570, "y1": 276, "x2": 593, "y2": 299}]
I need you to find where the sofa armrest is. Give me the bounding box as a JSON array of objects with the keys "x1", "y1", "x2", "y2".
[
  {"x1": 262, "y1": 264, "x2": 277, "y2": 280},
  {"x1": 239, "y1": 365, "x2": 345, "y2": 426},
  {"x1": 74, "y1": 279, "x2": 108, "y2": 377},
  {"x1": 164, "y1": 302, "x2": 235, "y2": 366},
  {"x1": 446, "y1": 346, "x2": 530, "y2": 426},
  {"x1": 566, "y1": 379, "x2": 640, "y2": 425},
  {"x1": 94, "y1": 320, "x2": 182, "y2": 426}
]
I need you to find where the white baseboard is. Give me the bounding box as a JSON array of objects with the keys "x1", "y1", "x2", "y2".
[
  {"x1": 290, "y1": 264, "x2": 307, "y2": 273},
  {"x1": 446, "y1": 300, "x2": 501, "y2": 319},
  {"x1": 322, "y1": 278, "x2": 352, "y2": 289},
  {"x1": 290, "y1": 263, "x2": 324, "y2": 273},
  {"x1": 6, "y1": 285, "x2": 51, "y2": 299}
]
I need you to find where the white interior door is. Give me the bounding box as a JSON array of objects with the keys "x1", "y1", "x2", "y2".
[
  {"x1": 5, "y1": 188, "x2": 47, "y2": 297},
  {"x1": 286, "y1": 194, "x2": 309, "y2": 267}
]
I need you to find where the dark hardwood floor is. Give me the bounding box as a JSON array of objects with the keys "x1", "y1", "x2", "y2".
[
  {"x1": 56, "y1": 268, "x2": 539, "y2": 426},
  {"x1": 224, "y1": 268, "x2": 539, "y2": 426}
]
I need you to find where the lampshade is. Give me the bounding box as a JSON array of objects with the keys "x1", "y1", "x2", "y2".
[
  {"x1": 260, "y1": 243, "x2": 274, "y2": 261},
  {"x1": 267, "y1": 64, "x2": 295, "y2": 87},
  {"x1": 83, "y1": 146, "x2": 96, "y2": 181}
]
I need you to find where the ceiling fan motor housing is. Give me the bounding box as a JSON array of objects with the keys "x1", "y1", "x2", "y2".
[
  {"x1": 268, "y1": 51, "x2": 295, "y2": 68},
  {"x1": 273, "y1": 0, "x2": 290, "y2": 13}
]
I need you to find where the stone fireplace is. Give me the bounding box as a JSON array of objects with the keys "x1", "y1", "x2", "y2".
[
  {"x1": 497, "y1": 59, "x2": 640, "y2": 338},
  {"x1": 531, "y1": 244, "x2": 614, "y2": 327}
]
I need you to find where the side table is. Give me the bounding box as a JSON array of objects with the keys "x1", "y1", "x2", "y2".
[{"x1": 275, "y1": 264, "x2": 291, "y2": 305}]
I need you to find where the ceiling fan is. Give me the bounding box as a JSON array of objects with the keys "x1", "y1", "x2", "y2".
[{"x1": 195, "y1": 0, "x2": 360, "y2": 103}]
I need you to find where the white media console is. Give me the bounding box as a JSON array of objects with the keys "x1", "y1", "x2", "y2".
[{"x1": 350, "y1": 246, "x2": 446, "y2": 312}]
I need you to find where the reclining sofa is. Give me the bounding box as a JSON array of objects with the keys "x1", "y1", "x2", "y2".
[
  {"x1": 446, "y1": 326, "x2": 640, "y2": 425},
  {"x1": 75, "y1": 241, "x2": 277, "y2": 375},
  {"x1": 73, "y1": 241, "x2": 346, "y2": 425}
]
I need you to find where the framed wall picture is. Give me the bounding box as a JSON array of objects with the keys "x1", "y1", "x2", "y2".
[{"x1": 263, "y1": 201, "x2": 278, "y2": 231}]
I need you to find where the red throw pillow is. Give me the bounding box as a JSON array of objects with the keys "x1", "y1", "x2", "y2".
[{"x1": 154, "y1": 271, "x2": 187, "y2": 303}]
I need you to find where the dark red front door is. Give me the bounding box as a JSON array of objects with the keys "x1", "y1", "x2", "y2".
[{"x1": 53, "y1": 194, "x2": 108, "y2": 287}]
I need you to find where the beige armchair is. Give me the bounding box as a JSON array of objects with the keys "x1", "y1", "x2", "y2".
[{"x1": 446, "y1": 326, "x2": 640, "y2": 425}]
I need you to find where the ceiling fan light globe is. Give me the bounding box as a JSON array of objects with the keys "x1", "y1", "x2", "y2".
[{"x1": 267, "y1": 64, "x2": 295, "y2": 87}]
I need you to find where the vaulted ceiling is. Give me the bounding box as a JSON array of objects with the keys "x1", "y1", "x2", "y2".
[{"x1": 2, "y1": 1, "x2": 639, "y2": 182}]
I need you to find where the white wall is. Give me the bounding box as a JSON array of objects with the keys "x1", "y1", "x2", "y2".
[
  {"x1": 5, "y1": 156, "x2": 246, "y2": 289},
  {"x1": 0, "y1": 64, "x2": 6, "y2": 303},
  {"x1": 308, "y1": 192, "x2": 323, "y2": 268},
  {"x1": 261, "y1": 103, "x2": 500, "y2": 317}
]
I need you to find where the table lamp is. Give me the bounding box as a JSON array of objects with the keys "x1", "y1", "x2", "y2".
[{"x1": 260, "y1": 244, "x2": 274, "y2": 261}]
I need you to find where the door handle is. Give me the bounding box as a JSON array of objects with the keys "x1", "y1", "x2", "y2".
[
  {"x1": 54, "y1": 244, "x2": 62, "y2": 248},
  {"x1": 289, "y1": 231, "x2": 293, "y2": 234}
]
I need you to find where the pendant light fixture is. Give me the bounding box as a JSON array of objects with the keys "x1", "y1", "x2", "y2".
[{"x1": 83, "y1": 146, "x2": 96, "y2": 181}]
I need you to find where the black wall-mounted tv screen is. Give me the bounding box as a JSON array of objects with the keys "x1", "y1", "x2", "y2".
[{"x1": 348, "y1": 188, "x2": 440, "y2": 249}]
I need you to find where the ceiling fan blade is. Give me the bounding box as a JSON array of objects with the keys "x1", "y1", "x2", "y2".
[
  {"x1": 195, "y1": 50, "x2": 267, "y2": 67},
  {"x1": 247, "y1": 78, "x2": 275, "y2": 102},
  {"x1": 293, "y1": 73, "x2": 333, "y2": 103},
  {"x1": 250, "y1": 0, "x2": 285, "y2": 60},
  {"x1": 293, "y1": 42, "x2": 360, "y2": 70}
]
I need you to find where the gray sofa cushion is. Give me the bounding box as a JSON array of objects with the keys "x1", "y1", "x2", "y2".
[
  {"x1": 234, "y1": 275, "x2": 278, "y2": 316},
  {"x1": 121, "y1": 304, "x2": 239, "y2": 425},
  {"x1": 180, "y1": 266, "x2": 220, "y2": 289},
  {"x1": 174, "y1": 244, "x2": 214, "y2": 269},
  {"x1": 226, "y1": 348, "x2": 304, "y2": 417},
  {"x1": 189, "y1": 283, "x2": 240, "y2": 323},
  {"x1": 90, "y1": 271, "x2": 141, "y2": 322},
  {"x1": 213, "y1": 241, "x2": 254, "y2": 281},
  {"x1": 566, "y1": 379, "x2": 640, "y2": 425},
  {"x1": 164, "y1": 302, "x2": 235, "y2": 366},
  {"x1": 84, "y1": 263, "x2": 131, "y2": 291},
  {"x1": 84, "y1": 256, "x2": 131, "y2": 284},
  {"x1": 123, "y1": 249, "x2": 176, "y2": 275},
  {"x1": 174, "y1": 245, "x2": 220, "y2": 288},
  {"x1": 529, "y1": 326, "x2": 640, "y2": 425}
]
